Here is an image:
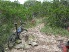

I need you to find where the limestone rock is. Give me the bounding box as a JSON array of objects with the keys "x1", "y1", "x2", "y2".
[
  {"x1": 16, "y1": 40, "x2": 22, "y2": 44},
  {"x1": 23, "y1": 43, "x2": 31, "y2": 50},
  {"x1": 29, "y1": 41, "x2": 38, "y2": 46},
  {"x1": 14, "y1": 44, "x2": 23, "y2": 49}
]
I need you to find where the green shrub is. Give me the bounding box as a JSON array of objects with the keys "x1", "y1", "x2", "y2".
[{"x1": 41, "y1": 25, "x2": 69, "y2": 36}]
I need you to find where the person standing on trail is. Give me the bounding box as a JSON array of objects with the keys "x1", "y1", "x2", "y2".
[
  {"x1": 16, "y1": 21, "x2": 26, "y2": 39},
  {"x1": 16, "y1": 21, "x2": 22, "y2": 39},
  {"x1": 14, "y1": 23, "x2": 20, "y2": 39},
  {"x1": 17, "y1": 26, "x2": 21, "y2": 33}
]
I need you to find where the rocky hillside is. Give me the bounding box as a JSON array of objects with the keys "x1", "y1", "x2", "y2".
[{"x1": 5, "y1": 23, "x2": 69, "y2": 52}]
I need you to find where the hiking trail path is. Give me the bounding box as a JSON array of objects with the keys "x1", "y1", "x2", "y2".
[{"x1": 7, "y1": 23, "x2": 69, "y2": 52}]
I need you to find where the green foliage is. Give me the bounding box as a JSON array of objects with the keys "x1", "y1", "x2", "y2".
[
  {"x1": 0, "y1": 1, "x2": 29, "y2": 46},
  {"x1": 41, "y1": 25, "x2": 69, "y2": 36},
  {"x1": 0, "y1": 0, "x2": 41, "y2": 46},
  {"x1": 24, "y1": 0, "x2": 41, "y2": 17},
  {"x1": 43, "y1": 1, "x2": 69, "y2": 28},
  {"x1": 41, "y1": 2, "x2": 53, "y2": 17}
]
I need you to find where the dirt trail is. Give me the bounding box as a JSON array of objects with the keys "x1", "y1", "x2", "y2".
[{"x1": 8, "y1": 23, "x2": 69, "y2": 52}]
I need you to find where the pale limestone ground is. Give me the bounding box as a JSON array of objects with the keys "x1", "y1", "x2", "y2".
[{"x1": 7, "y1": 23, "x2": 69, "y2": 52}]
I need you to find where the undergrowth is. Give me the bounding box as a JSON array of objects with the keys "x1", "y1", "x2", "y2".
[{"x1": 41, "y1": 25, "x2": 69, "y2": 36}]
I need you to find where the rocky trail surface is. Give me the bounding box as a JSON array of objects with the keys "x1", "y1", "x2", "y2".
[{"x1": 6, "y1": 23, "x2": 69, "y2": 52}]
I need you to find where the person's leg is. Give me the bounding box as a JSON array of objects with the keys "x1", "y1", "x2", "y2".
[{"x1": 16, "y1": 32, "x2": 21, "y2": 39}]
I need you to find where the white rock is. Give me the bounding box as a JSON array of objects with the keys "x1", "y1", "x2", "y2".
[{"x1": 31, "y1": 42, "x2": 38, "y2": 46}]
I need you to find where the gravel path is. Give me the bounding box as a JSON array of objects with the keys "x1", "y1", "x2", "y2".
[{"x1": 8, "y1": 23, "x2": 69, "y2": 52}]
